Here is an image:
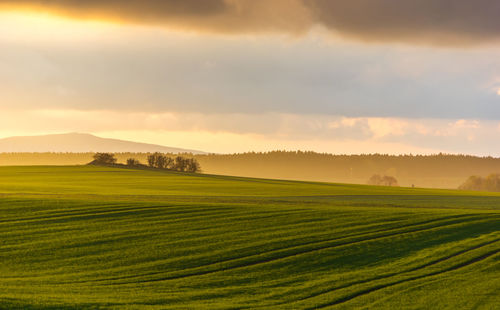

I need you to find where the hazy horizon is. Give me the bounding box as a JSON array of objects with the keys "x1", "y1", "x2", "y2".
[
  {"x1": 2, "y1": 1, "x2": 500, "y2": 155},
  {"x1": 3, "y1": 132, "x2": 500, "y2": 157}
]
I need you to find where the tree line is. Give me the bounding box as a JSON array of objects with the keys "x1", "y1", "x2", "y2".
[{"x1": 92, "y1": 152, "x2": 200, "y2": 173}]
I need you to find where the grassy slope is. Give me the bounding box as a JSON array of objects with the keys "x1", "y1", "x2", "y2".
[{"x1": 0, "y1": 166, "x2": 498, "y2": 309}]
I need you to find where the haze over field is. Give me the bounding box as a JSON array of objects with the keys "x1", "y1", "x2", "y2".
[{"x1": 3, "y1": 148, "x2": 500, "y2": 189}]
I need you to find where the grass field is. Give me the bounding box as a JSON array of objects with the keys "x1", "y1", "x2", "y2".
[{"x1": 0, "y1": 166, "x2": 499, "y2": 309}]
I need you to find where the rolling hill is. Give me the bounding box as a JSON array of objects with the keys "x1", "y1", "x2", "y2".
[
  {"x1": 0, "y1": 166, "x2": 498, "y2": 309},
  {"x1": 0, "y1": 133, "x2": 205, "y2": 154}
]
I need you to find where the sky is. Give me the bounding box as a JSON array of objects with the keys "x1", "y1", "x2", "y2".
[{"x1": 1, "y1": 0, "x2": 500, "y2": 155}]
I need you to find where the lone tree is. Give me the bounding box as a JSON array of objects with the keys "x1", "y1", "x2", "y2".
[{"x1": 93, "y1": 153, "x2": 117, "y2": 165}]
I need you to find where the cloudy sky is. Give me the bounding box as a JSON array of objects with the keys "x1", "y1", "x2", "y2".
[{"x1": 1, "y1": 0, "x2": 500, "y2": 154}]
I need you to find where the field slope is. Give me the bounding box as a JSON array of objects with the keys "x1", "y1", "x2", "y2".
[{"x1": 0, "y1": 166, "x2": 499, "y2": 309}]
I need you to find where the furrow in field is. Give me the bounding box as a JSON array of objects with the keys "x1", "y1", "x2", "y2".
[
  {"x1": 0, "y1": 204, "x2": 237, "y2": 226},
  {"x1": 309, "y1": 245, "x2": 500, "y2": 309},
  {"x1": 10, "y1": 211, "x2": 414, "y2": 278},
  {"x1": 267, "y1": 237, "x2": 500, "y2": 308},
  {"x1": 33, "y1": 213, "x2": 407, "y2": 283},
  {"x1": 97, "y1": 215, "x2": 483, "y2": 285},
  {"x1": 0, "y1": 209, "x2": 315, "y2": 256}
]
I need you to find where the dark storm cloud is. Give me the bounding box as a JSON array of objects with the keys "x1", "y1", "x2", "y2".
[
  {"x1": 2, "y1": 0, "x2": 500, "y2": 45},
  {"x1": 305, "y1": 0, "x2": 500, "y2": 45},
  {"x1": 1, "y1": 0, "x2": 500, "y2": 45}
]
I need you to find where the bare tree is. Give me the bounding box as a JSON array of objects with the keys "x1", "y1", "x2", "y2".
[
  {"x1": 147, "y1": 153, "x2": 166, "y2": 168},
  {"x1": 155, "y1": 154, "x2": 167, "y2": 169},
  {"x1": 147, "y1": 154, "x2": 156, "y2": 167},
  {"x1": 367, "y1": 174, "x2": 382, "y2": 185},
  {"x1": 127, "y1": 158, "x2": 140, "y2": 166},
  {"x1": 367, "y1": 174, "x2": 398, "y2": 186},
  {"x1": 381, "y1": 176, "x2": 398, "y2": 186},
  {"x1": 186, "y1": 158, "x2": 200, "y2": 173},
  {"x1": 174, "y1": 156, "x2": 187, "y2": 171},
  {"x1": 164, "y1": 156, "x2": 174, "y2": 169}
]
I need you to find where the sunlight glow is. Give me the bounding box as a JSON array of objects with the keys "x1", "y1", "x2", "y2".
[{"x1": 0, "y1": 10, "x2": 127, "y2": 43}]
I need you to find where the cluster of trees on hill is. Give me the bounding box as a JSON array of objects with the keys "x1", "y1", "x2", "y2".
[
  {"x1": 367, "y1": 174, "x2": 399, "y2": 187},
  {"x1": 93, "y1": 153, "x2": 117, "y2": 165},
  {"x1": 92, "y1": 153, "x2": 200, "y2": 173},
  {"x1": 459, "y1": 174, "x2": 500, "y2": 192},
  {"x1": 146, "y1": 153, "x2": 200, "y2": 172}
]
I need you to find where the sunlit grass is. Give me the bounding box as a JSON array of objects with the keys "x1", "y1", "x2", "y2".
[{"x1": 0, "y1": 166, "x2": 498, "y2": 309}]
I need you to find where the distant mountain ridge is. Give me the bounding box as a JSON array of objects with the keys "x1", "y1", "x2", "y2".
[{"x1": 0, "y1": 133, "x2": 206, "y2": 154}]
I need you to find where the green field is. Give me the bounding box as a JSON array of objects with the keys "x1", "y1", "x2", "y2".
[{"x1": 0, "y1": 166, "x2": 499, "y2": 309}]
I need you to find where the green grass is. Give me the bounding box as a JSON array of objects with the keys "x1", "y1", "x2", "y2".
[{"x1": 0, "y1": 166, "x2": 498, "y2": 309}]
